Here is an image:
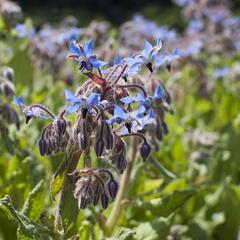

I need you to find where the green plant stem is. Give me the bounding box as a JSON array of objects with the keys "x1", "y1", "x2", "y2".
[
  {"x1": 103, "y1": 137, "x2": 137, "y2": 236},
  {"x1": 53, "y1": 150, "x2": 81, "y2": 235}
]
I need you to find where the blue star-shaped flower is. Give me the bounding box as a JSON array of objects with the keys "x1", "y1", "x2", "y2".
[
  {"x1": 64, "y1": 89, "x2": 101, "y2": 115},
  {"x1": 105, "y1": 105, "x2": 146, "y2": 125},
  {"x1": 120, "y1": 84, "x2": 165, "y2": 105},
  {"x1": 13, "y1": 96, "x2": 51, "y2": 123},
  {"x1": 120, "y1": 84, "x2": 165, "y2": 120},
  {"x1": 68, "y1": 39, "x2": 107, "y2": 72}
]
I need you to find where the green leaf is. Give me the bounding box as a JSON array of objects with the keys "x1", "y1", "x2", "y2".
[
  {"x1": 59, "y1": 151, "x2": 81, "y2": 232},
  {"x1": 131, "y1": 189, "x2": 197, "y2": 221},
  {"x1": 134, "y1": 218, "x2": 170, "y2": 240},
  {"x1": 104, "y1": 227, "x2": 135, "y2": 240},
  {"x1": 59, "y1": 177, "x2": 78, "y2": 232},
  {"x1": 8, "y1": 46, "x2": 33, "y2": 89},
  {"x1": 21, "y1": 180, "x2": 45, "y2": 222},
  {"x1": 50, "y1": 171, "x2": 65, "y2": 200},
  {"x1": 79, "y1": 221, "x2": 93, "y2": 240},
  {"x1": 50, "y1": 157, "x2": 67, "y2": 200},
  {"x1": 0, "y1": 195, "x2": 53, "y2": 240}
]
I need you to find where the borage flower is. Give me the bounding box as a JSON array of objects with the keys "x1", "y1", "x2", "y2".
[
  {"x1": 13, "y1": 96, "x2": 54, "y2": 123},
  {"x1": 120, "y1": 84, "x2": 165, "y2": 110},
  {"x1": 124, "y1": 38, "x2": 163, "y2": 73},
  {"x1": 154, "y1": 48, "x2": 180, "y2": 71},
  {"x1": 64, "y1": 89, "x2": 101, "y2": 116},
  {"x1": 68, "y1": 39, "x2": 107, "y2": 72}
]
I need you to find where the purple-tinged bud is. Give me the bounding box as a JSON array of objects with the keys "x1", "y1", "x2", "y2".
[
  {"x1": 78, "y1": 195, "x2": 88, "y2": 209},
  {"x1": 140, "y1": 141, "x2": 151, "y2": 161},
  {"x1": 95, "y1": 136, "x2": 105, "y2": 157},
  {"x1": 54, "y1": 117, "x2": 67, "y2": 137},
  {"x1": 101, "y1": 193, "x2": 109, "y2": 209},
  {"x1": 78, "y1": 133, "x2": 90, "y2": 151},
  {"x1": 107, "y1": 179, "x2": 118, "y2": 199},
  {"x1": 117, "y1": 149, "x2": 127, "y2": 173},
  {"x1": 93, "y1": 191, "x2": 100, "y2": 206},
  {"x1": 102, "y1": 121, "x2": 114, "y2": 150},
  {"x1": 81, "y1": 107, "x2": 88, "y2": 119},
  {"x1": 1, "y1": 67, "x2": 14, "y2": 82},
  {"x1": 1, "y1": 82, "x2": 15, "y2": 96},
  {"x1": 0, "y1": 104, "x2": 20, "y2": 129},
  {"x1": 38, "y1": 138, "x2": 47, "y2": 156}
]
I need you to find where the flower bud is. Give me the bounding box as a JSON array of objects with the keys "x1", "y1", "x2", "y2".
[
  {"x1": 2, "y1": 67, "x2": 14, "y2": 82},
  {"x1": 95, "y1": 136, "x2": 105, "y2": 157},
  {"x1": 54, "y1": 117, "x2": 67, "y2": 137},
  {"x1": 140, "y1": 141, "x2": 151, "y2": 161},
  {"x1": 101, "y1": 193, "x2": 109, "y2": 209},
  {"x1": 102, "y1": 121, "x2": 114, "y2": 150},
  {"x1": 107, "y1": 179, "x2": 118, "y2": 199},
  {"x1": 78, "y1": 195, "x2": 88, "y2": 209},
  {"x1": 79, "y1": 133, "x2": 90, "y2": 151},
  {"x1": 38, "y1": 138, "x2": 47, "y2": 156}
]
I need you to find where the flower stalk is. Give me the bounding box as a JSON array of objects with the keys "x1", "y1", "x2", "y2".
[{"x1": 103, "y1": 137, "x2": 138, "y2": 236}]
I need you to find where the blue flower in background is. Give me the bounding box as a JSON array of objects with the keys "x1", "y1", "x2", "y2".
[
  {"x1": 68, "y1": 39, "x2": 107, "y2": 71},
  {"x1": 214, "y1": 67, "x2": 230, "y2": 78},
  {"x1": 203, "y1": 9, "x2": 226, "y2": 23},
  {"x1": 15, "y1": 23, "x2": 35, "y2": 38},
  {"x1": 156, "y1": 26, "x2": 176, "y2": 41},
  {"x1": 173, "y1": 0, "x2": 194, "y2": 7},
  {"x1": 189, "y1": 18, "x2": 204, "y2": 32},
  {"x1": 64, "y1": 89, "x2": 101, "y2": 114},
  {"x1": 154, "y1": 49, "x2": 180, "y2": 69},
  {"x1": 64, "y1": 27, "x2": 82, "y2": 41}
]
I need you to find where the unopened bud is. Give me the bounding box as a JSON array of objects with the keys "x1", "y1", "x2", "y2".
[
  {"x1": 140, "y1": 141, "x2": 151, "y2": 161},
  {"x1": 101, "y1": 193, "x2": 109, "y2": 209},
  {"x1": 107, "y1": 179, "x2": 118, "y2": 199}
]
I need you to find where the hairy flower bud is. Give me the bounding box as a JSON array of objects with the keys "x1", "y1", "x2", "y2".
[
  {"x1": 54, "y1": 116, "x2": 67, "y2": 137},
  {"x1": 107, "y1": 178, "x2": 119, "y2": 199},
  {"x1": 0, "y1": 104, "x2": 20, "y2": 129},
  {"x1": 1, "y1": 67, "x2": 14, "y2": 82},
  {"x1": 101, "y1": 193, "x2": 109, "y2": 209},
  {"x1": 95, "y1": 135, "x2": 105, "y2": 157},
  {"x1": 140, "y1": 141, "x2": 151, "y2": 161},
  {"x1": 79, "y1": 133, "x2": 90, "y2": 151},
  {"x1": 102, "y1": 121, "x2": 114, "y2": 150}
]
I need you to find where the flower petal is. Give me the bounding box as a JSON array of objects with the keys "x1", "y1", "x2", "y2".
[
  {"x1": 87, "y1": 93, "x2": 100, "y2": 106},
  {"x1": 84, "y1": 39, "x2": 94, "y2": 57},
  {"x1": 69, "y1": 40, "x2": 82, "y2": 56}
]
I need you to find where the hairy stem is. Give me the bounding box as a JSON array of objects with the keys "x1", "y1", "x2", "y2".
[
  {"x1": 54, "y1": 150, "x2": 81, "y2": 234},
  {"x1": 103, "y1": 137, "x2": 138, "y2": 236}
]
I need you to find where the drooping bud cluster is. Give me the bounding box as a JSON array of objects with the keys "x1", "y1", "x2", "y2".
[
  {"x1": 0, "y1": 66, "x2": 20, "y2": 130},
  {"x1": 14, "y1": 38, "x2": 174, "y2": 209},
  {"x1": 69, "y1": 169, "x2": 118, "y2": 209}
]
